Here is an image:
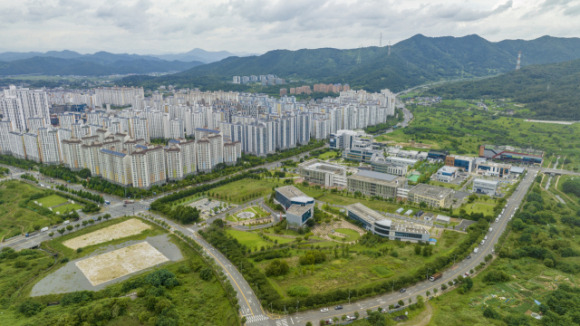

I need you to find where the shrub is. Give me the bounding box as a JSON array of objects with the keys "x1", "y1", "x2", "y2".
[
  {"x1": 18, "y1": 300, "x2": 43, "y2": 317},
  {"x1": 265, "y1": 259, "x2": 290, "y2": 276}
]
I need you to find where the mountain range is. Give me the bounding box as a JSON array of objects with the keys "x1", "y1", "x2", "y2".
[
  {"x1": 0, "y1": 51, "x2": 204, "y2": 77},
  {"x1": 121, "y1": 34, "x2": 580, "y2": 93},
  {"x1": 151, "y1": 48, "x2": 252, "y2": 63}
]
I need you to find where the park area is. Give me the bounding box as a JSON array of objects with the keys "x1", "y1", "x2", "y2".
[
  {"x1": 35, "y1": 194, "x2": 83, "y2": 214},
  {"x1": 226, "y1": 205, "x2": 270, "y2": 222},
  {"x1": 0, "y1": 180, "x2": 62, "y2": 240},
  {"x1": 209, "y1": 178, "x2": 280, "y2": 203}
]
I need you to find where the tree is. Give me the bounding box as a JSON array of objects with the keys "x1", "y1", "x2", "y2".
[
  {"x1": 199, "y1": 268, "x2": 213, "y2": 281},
  {"x1": 305, "y1": 322, "x2": 312, "y2": 326},
  {"x1": 265, "y1": 259, "x2": 289, "y2": 276},
  {"x1": 66, "y1": 225, "x2": 73, "y2": 231},
  {"x1": 48, "y1": 232, "x2": 54, "y2": 237},
  {"x1": 18, "y1": 300, "x2": 43, "y2": 317},
  {"x1": 354, "y1": 311, "x2": 360, "y2": 319},
  {"x1": 57, "y1": 228, "x2": 65, "y2": 235},
  {"x1": 483, "y1": 307, "x2": 500, "y2": 319},
  {"x1": 398, "y1": 300, "x2": 404, "y2": 306},
  {"x1": 241, "y1": 316, "x2": 247, "y2": 325}
]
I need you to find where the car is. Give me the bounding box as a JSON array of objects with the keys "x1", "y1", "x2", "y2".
[
  {"x1": 466, "y1": 255, "x2": 472, "y2": 259},
  {"x1": 399, "y1": 288, "x2": 406, "y2": 293},
  {"x1": 335, "y1": 305, "x2": 343, "y2": 310},
  {"x1": 320, "y1": 308, "x2": 329, "y2": 312}
]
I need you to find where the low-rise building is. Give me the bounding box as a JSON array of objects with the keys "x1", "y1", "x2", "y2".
[
  {"x1": 408, "y1": 184, "x2": 454, "y2": 208},
  {"x1": 347, "y1": 169, "x2": 406, "y2": 199},
  {"x1": 473, "y1": 178, "x2": 498, "y2": 196},
  {"x1": 475, "y1": 161, "x2": 511, "y2": 178},
  {"x1": 434, "y1": 166, "x2": 459, "y2": 183},
  {"x1": 445, "y1": 155, "x2": 475, "y2": 172},
  {"x1": 274, "y1": 185, "x2": 315, "y2": 227},
  {"x1": 346, "y1": 203, "x2": 430, "y2": 242},
  {"x1": 298, "y1": 159, "x2": 347, "y2": 188}
]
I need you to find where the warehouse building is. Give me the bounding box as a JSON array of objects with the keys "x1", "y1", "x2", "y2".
[
  {"x1": 408, "y1": 184, "x2": 454, "y2": 208},
  {"x1": 346, "y1": 203, "x2": 430, "y2": 242},
  {"x1": 347, "y1": 169, "x2": 407, "y2": 199},
  {"x1": 298, "y1": 159, "x2": 347, "y2": 188},
  {"x1": 274, "y1": 185, "x2": 315, "y2": 227},
  {"x1": 479, "y1": 145, "x2": 543, "y2": 165}
]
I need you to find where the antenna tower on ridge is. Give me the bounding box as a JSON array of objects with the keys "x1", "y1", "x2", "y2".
[{"x1": 516, "y1": 51, "x2": 522, "y2": 70}]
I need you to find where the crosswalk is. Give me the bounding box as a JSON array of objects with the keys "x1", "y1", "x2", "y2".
[
  {"x1": 275, "y1": 319, "x2": 289, "y2": 326},
  {"x1": 244, "y1": 314, "x2": 269, "y2": 324}
]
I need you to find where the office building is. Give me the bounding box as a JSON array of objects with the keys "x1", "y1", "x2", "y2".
[
  {"x1": 475, "y1": 161, "x2": 511, "y2": 178},
  {"x1": 274, "y1": 185, "x2": 315, "y2": 227},
  {"x1": 346, "y1": 203, "x2": 430, "y2": 242},
  {"x1": 408, "y1": 184, "x2": 454, "y2": 208},
  {"x1": 445, "y1": 155, "x2": 475, "y2": 172},
  {"x1": 434, "y1": 166, "x2": 459, "y2": 183},
  {"x1": 298, "y1": 159, "x2": 347, "y2": 188},
  {"x1": 473, "y1": 178, "x2": 499, "y2": 196},
  {"x1": 479, "y1": 144, "x2": 543, "y2": 165},
  {"x1": 347, "y1": 169, "x2": 406, "y2": 199}
]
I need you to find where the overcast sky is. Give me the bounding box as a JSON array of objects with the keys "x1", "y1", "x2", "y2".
[{"x1": 1, "y1": 0, "x2": 579, "y2": 55}]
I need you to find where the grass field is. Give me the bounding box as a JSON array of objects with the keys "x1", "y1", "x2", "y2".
[
  {"x1": 210, "y1": 178, "x2": 281, "y2": 203},
  {"x1": 226, "y1": 229, "x2": 272, "y2": 250},
  {"x1": 330, "y1": 228, "x2": 361, "y2": 242},
  {"x1": 317, "y1": 150, "x2": 339, "y2": 160},
  {"x1": 461, "y1": 201, "x2": 496, "y2": 217},
  {"x1": 0, "y1": 217, "x2": 239, "y2": 326},
  {"x1": 246, "y1": 229, "x2": 467, "y2": 299},
  {"x1": 0, "y1": 180, "x2": 60, "y2": 240},
  {"x1": 52, "y1": 203, "x2": 83, "y2": 215},
  {"x1": 35, "y1": 195, "x2": 68, "y2": 208}
]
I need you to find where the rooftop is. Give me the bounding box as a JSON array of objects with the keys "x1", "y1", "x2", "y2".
[
  {"x1": 100, "y1": 148, "x2": 126, "y2": 158},
  {"x1": 287, "y1": 204, "x2": 312, "y2": 216},
  {"x1": 276, "y1": 185, "x2": 309, "y2": 200},
  {"x1": 299, "y1": 159, "x2": 346, "y2": 174},
  {"x1": 410, "y1": 183, "x2": 454, "y2": 199},
  {"x1": 392, "y1": 221, "x2": 429, "y2": 235},
  {"x1": 349, "y1": 169, "x2": 402, "y2": 184},
  {"x1": 346, "y1": 202, "x2": 389, "y2": 225},
  {"x1": 473, "y1": 178, "x2": 499, "y2": 186}
]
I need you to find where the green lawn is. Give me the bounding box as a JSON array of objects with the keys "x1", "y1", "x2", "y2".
[
  {"x1": 210, "y1": 178, "x2": 283, "y2": 203},
  {"x1": 35, "y1": 194, "x2": 68, "y2": 208},
  {"x1": 317, "y1": 150, "x2": 339, "y2": 160},
  {"x1": 52, "y1": 203, "x2": 83, "y2": 215},
  {"x1": 0, "y1": 180, "x2": 62, "y2": 240},
  {"x1": 330, "y1": 228, "x2": 361, "y2": 242},
  {"x1": 226, "y1": 229, "x2": 272, "y2": 250},
  {"x1": 461, "y1": 201, "x2": 496, "y2": 217}
]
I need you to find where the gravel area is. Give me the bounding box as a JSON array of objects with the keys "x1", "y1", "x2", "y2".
[{"x1": 31, "y1": 234, "x2": 183, "y2": 296}]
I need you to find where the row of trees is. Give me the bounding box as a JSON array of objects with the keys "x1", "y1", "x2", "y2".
[{"x1": 55, "y1": 184, "x2": 104, "y2": 203}]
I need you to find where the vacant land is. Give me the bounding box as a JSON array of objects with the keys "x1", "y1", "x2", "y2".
[
  {"x1": 76, "y1": 242, "x2": 169, "y2": 286},
  {"x1": 0, "y1": 180, "x2": 60, "y2": 240},
  {"x1": 63, "y1": 218, "x2": 151, "y2": 250},
  {"x1": 461, "y1": 201, "x2": 496, "y2": 217},
  {"x1": 226, "y1": 229, "x2": 271, "y2": 250}
]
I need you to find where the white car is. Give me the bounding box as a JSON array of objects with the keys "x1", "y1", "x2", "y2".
[{"x1": 320, "y1": 308, "x2": 329, "y2": 312}]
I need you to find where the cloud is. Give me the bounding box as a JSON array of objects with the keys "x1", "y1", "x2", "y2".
[{"x1": 0, "y1": 0, "x2": 578, "y2": 54}]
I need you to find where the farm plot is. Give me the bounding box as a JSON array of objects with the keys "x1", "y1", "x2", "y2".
[
  {"x1": 76, "y1": 241, "x2": 169, "y2": 286},
  {"x1": 63, "y1": 218, "x2": 151, "y2": 249}
]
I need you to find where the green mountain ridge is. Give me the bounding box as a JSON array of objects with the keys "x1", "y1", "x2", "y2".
[
  {"x1": 426, "y1": 58, "x2": 580, "y2": 120},
  {"x1": 120, "y1": 34, "x2": 580, "y2": 92}
]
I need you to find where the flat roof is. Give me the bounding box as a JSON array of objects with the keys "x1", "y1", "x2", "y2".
[
  {"x1": 350, "y1": 169, "x2": 400, "y2": 183},
  {"x1": 287, "y1": 204, "x2": 312, "y2": 216},
  {"x1": 410, "y1": 183, "x2": 454, "y2": 199},
  {"x1": 276, "y1": 185, "x2": 309, "y2": 200},
  {"x1": 511, "y1": 166, "x2": 525, "y2": 173},
  {"x1": 299, "y1": 159, "x2": 346, "y2": 174},
  {"x1": 392, "y1": 221, "x2": 429, "y2": 235},
  {"x1": 195, "y1": 128, "x2": 220, "y2": 134},
  {"x1": 346, "y1": 203, "x2": 390, "y2": 225},
  {"x1": 100, "y1": 148, "x2": 126, "y2": 157},
  {"x1": 473, "y1": 178, "x2": 499, "y2": 186},
  {"x1": 439, "y1": 166, "x2": 459, "y2": 173}
]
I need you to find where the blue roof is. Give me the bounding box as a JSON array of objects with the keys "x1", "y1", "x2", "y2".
[
  {"x1": 429, "y1": 238, "x2": 437, "y2": 242},
  {"x1": 195, "y1": 128, "x2": 220, "y2": 134},
  {"x1": 100, "y1": 149, "x2": 126, "y2": 157},
  {"x1": 136, "y1": 144, "x2": 147, "y2": 149},
  {"x1": 168, "y1": 139, "x2": 180, "y2": 144}
]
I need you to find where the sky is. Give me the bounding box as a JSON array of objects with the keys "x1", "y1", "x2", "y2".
[{"x1": 1, "y1": 0, "x2": 579, "y2": 55}]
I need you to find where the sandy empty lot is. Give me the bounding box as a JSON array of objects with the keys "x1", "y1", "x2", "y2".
[
  {"x1": 76, "y1": 241, "x2": 169, "y2": 286},
  {"x1": 63, "y1": 219, "x2": 151, "y2": 250}
]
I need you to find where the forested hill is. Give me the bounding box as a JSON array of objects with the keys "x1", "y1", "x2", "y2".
[
  {"x1": 426, "y1": 58, "x2": 580, "y2": 120},
  {"x1": 120, "y1": 34, "x2": 580, "y2": 93}
]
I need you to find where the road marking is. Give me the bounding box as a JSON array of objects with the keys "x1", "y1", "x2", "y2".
[
  {"x1": 245, "y1": 314, "x2": 269, "y2": 323},
  {"x1": 275, "y1": 319, "x2": 289, "y2": 326},
  {"x1": 202, "y1": 243, "x2": 255, "y2": 317}
]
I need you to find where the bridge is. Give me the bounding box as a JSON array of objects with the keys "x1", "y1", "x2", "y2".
[{"x1": 541, "y1": 168, "x2": 580, "y2": 176}]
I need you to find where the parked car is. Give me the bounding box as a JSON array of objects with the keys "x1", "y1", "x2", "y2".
[
  {"x1": 399, "y1": 288, "x2": 406, "y2": 293},
  {"x1": 335, "y1": 305, "x2": 343, "y2": 310},
  {"x1": 466, "y1": 255, "x2": 472, "y2": 259},
  {"x1": 320, "y1": 308, "x2": 329, "y2": 312}
]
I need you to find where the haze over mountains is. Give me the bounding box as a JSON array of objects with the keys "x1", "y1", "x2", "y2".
[{"x1": 121, "y1": 34, "x2": 580, "y2": 93}]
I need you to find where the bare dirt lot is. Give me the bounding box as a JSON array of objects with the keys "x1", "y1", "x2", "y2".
[
  {"x1": 63, "y1": 219, "x2": 151, "y2": 250},
  {"x1": 76, "y1": 241, "x2": 169, "y2": 286}
]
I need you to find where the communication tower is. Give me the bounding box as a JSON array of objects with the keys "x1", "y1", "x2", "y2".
[{"x1": 516, "y1": 51, "x2": 522, "y2": 70}]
